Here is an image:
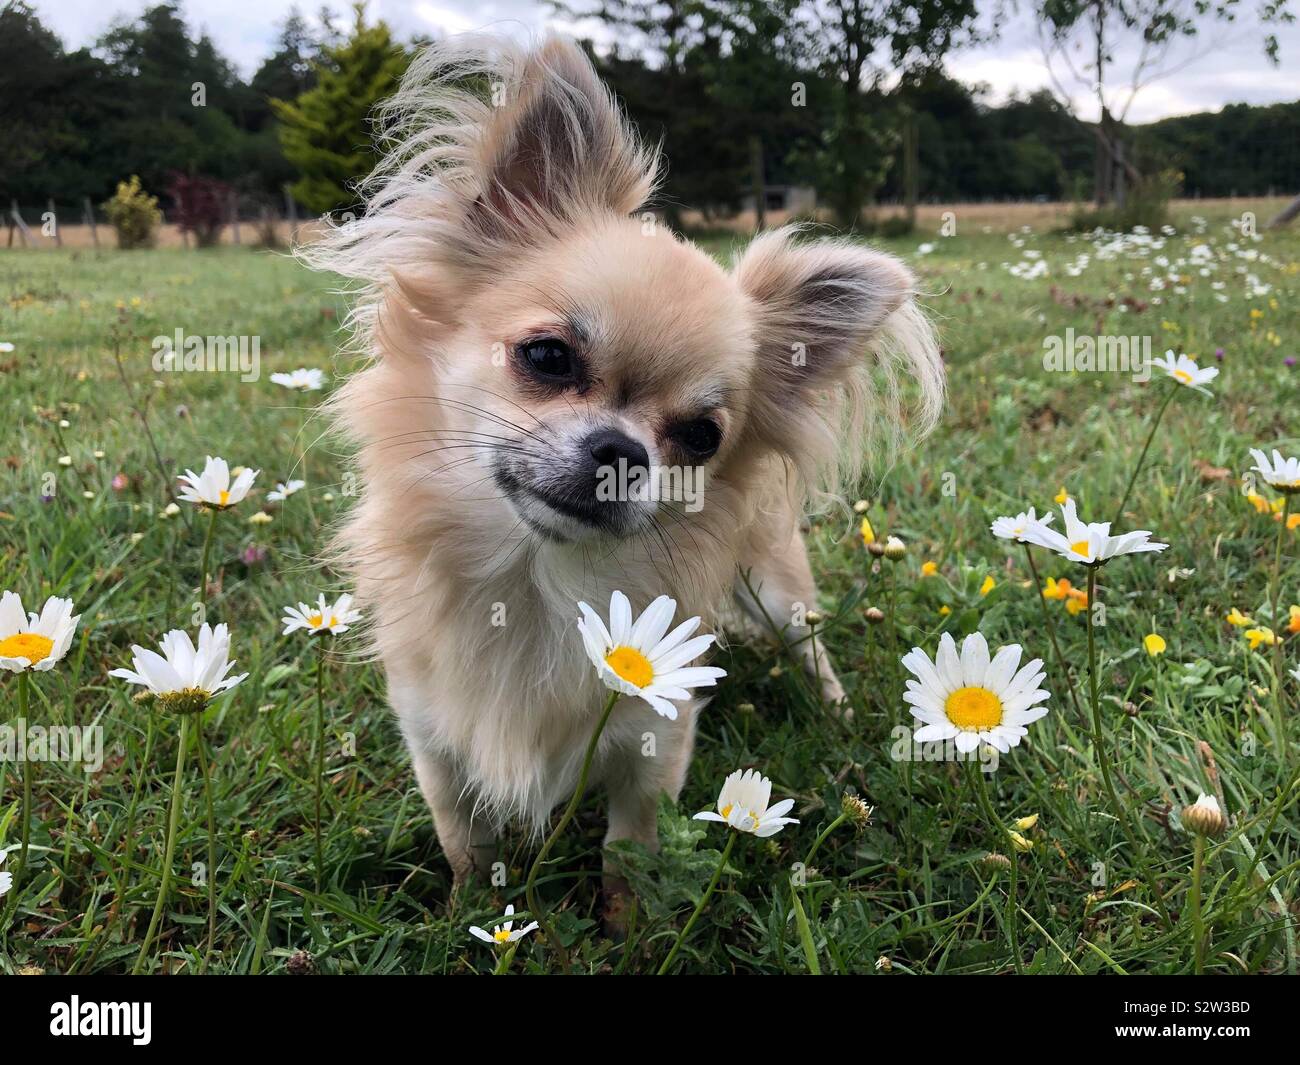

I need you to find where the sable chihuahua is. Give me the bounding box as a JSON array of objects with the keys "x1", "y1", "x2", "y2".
[{"x1": 308, "y1": 36, "x2": 943, "y2": 889}]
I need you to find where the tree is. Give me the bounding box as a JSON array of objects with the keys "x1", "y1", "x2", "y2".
[
  {"x1": 271, "y1": 3, "x2": 410, "y2": 215},
  {"x1": 800, "y1": 0, "x2": 984, "y2": 227},
  {"x1": 1038, "y1": 0, "x2": 1295, "y2": 206}
]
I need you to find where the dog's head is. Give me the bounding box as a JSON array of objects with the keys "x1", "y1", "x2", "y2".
[{"x1": 315, "y1": 37, "x2": 942, "y2": 546}]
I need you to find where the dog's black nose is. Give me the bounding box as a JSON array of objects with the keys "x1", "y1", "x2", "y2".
[{"x1": 585, "y1": 428, "x2": 649, "y2": 472}]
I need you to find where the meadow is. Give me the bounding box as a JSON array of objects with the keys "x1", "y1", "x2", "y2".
[{"x1": 0, "y1": 196, "x2": 1297, "y2": 975}]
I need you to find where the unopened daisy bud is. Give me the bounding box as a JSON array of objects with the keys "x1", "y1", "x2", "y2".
[
  {"x1": 1008, "y1": 831, "x2": 1034, "y2": 853},
  {"x1": 982, "y1": 852, "x2": 1012, "y2": 871},
  {"x1": 864, "y1": 606, "x2": 885, "y2": 624},
  {"x1": 248, "y1": 511, "x2": 273, "y2": 525},
  {"x1": 161, "y1": 502, "x2": 180, "y2": 518},
  {"x1": 874, "y1": 955, "x2": 892, "y2": 972},
  {"x1": 768, "y1": 665, "x2": 783, "y2": 678},
  {"x1": 737, "y1": 701, "x2": 755, "y2": 715},
  {"x1": 57, "y1": 455, "x2": 72, "y2": 466},
  {"x1": 59, "y1": 419, "x2": 70, "y2": 429},
  {"x1": 867, "y1": 540, "x2": 886, "y2": 557},
  {"x1": 840, "y1": 793, "x2": 874, "y2": 831},
  {"x1": 286, "y1": 949, "x2": 316, "y2": 976},
  {"x1": 883, "y1": 536, "x2": 906, "y2": 561},
  {"x1": 1182, "y1": 793, "x2": 1226, "y2": 838},
  {"x1": 804, "y1": 610, "x2": 824, "y2": 626},
  {"x1": 853, "y1": 499, "x2": 869, "y2": 514},
  {"x1": 1013, "y1": 813, "x2": 1038, "y2": 832}
]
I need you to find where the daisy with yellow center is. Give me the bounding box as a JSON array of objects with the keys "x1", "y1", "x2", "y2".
[
  {"x1": 577, "y1": 591, "x2": 726, "y2": 720},
  {"x1": 176, "y1": 455, "x2": 259, "y2": 510},
  {"x1": 1022, "y1": 498, "x2": 1167, "y2": 566},
  {"x1": 1249, "y1": 447, "x2": 1300, "y2": 494},
  {"x1": 694, "y1": 768, "x2": 799, "y2": 837},
  {"x1": 902, "y1": 631, "x2": 1051, "y2": 754},
  {"x1": 468, "y1": 904, "x2": 538, "y2": 947},
  {"x1": 1152, "y1": 350, "x2": 1218, "y2": 395},
  {"x1": 282, "y1": 593, "x2": 362, "y2": 636},
  {"x1": 990, "y1": 506, "x2": 1055, "y2": 543},
  {"x1": 0, "y1": 592, "x2": 79, "y2": 673}
]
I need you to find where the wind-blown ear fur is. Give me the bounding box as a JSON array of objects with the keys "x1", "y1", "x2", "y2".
[
  {"x1": 732, "y1": 228, "x2": 945, "y2": 504},
  {"x1": 300, "y1": 35, "x2": 660, "y2": 346}
]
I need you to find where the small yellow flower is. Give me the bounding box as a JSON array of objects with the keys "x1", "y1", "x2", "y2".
[
  {"x1": 921, "y1": 560, "x2": 938, "y2": 577},
  {"x1": 1143, "y1": 633, "x2": 1166, "y2": 656},
  {"x1": 859, "y1": 516, "x2": 875, "y2": 545},
  {"x1": 1013, "y1": 813, "x2": 1038, "y2": 831},
  {"x1": 938, "y1": 605, "x2": 951, "y2": 617},
  {"x1": 1287, "y1": 605, "x2": 1300, "y2": 635},
  {"x1": 1042, "y1": 577, "x2": 1070, "y2": 601},
  {"x1": 1246, "y1": 492, "x2": 1271, "y2": 514},
  {"x1": 1244, "y1": 627, "x2": 1276, "y2": 650},
  {"x1": 1054, "y1": 486, "x2": 1069, "y2": 505},
  {"x1": 1008, "y1": 831, "x2": 1034, "y2": 853},
  {"x1": 979, "y1": 575, "x2": 996, "y2": 596},
  {"x1": 1288, "y1": 513, "x2": 1300, "y2": 531},
  {"x1": 1225, "y1": 608, "x2": 1253, "y2": 627},
  {"x1": 248, "y1": 511, "x2": 273, "y2": 525},
  {"x1": 1065, "y1": 596, "x2": 1088, "y2": 616}
]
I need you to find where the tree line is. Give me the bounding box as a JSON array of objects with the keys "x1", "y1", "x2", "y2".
[{"x1": 1, "y1": 0, "x2": 1295, "y2": 232}]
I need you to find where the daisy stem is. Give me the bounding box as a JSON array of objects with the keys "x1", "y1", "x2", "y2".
[
  {"x1": 492, "y1": 941, "x2": 520, "y2": 975},
  {"x1": 524, "y1": 689, "x2": 618, "y2": 972},
  {"x1": 803, "y1": 812, "x2": 848, "y2": 869},
  {"x1": 314, "y1": 640, "x2": 327, "y2": 893},
  {"x1": 133, "y1": 713, "x2": 189, "y2": 975},
  {"x1": 1268, "y1": 495, "x2": 1290, "y2": 759},
  {"x1": 1085, "y1": 567, "x2": 1173, "y2": 930},
  {"x1": 1191, "y1": 834, "x2": 1207, "y2": 974},
  {"x1": 198, "y1": 507, "x2": 218, "y2": 613},
  {"x1": 195, "y1": 723, "x2": 217, "y2": 972},
  {"x1": 656, "y1": 829, "x2": 737, "y2": 975},
  {"x1": 1113, "y1": 381, "x2": 1177, "y2": 527},
  {"x1": 3, "y1": 672, "x2": 33, "y2": 933},
  {"x1": 789, "y1": 886, "x2": 821, "y2": 975},
  {"x1": 1022, "y1": 543, "x2": 1085, "y2": 725},
  {"x1": 969, "y1": 762, "x2": 1022, "y2": 974}
]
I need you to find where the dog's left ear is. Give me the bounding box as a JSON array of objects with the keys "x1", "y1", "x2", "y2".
[
  {"x1": 732, "y1": 228, "x2": 943, "y2": 482},
  {"x1": 734, "y1": 229, "x2": 913, "y2": 392}
]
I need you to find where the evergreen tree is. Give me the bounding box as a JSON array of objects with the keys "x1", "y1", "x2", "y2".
[{"x1": 271, "y1": 3, "x2": 409, "y2": 216}]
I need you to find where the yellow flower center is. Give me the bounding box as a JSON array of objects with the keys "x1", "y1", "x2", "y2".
[
  {"x1": 605, "y1": 646, "x2": 653, "y2": 688},
  {"x1": 308, "y1": 614, "x2": 338, "y2": 629},
  {"x1": 1173, "y1": 369, "x2": 1192, "y2": 384},
  {"x1": 493, "y1": 929, "x2": 512, "y2": 944},
  {"x1": 0, "y1": 632, "x2": 54, "y2": 664},
  {"x1": 1070, "y1": 539, "x2": 1091, "y2": 557},
  {"x1": 944, "y1": 686, "x2": 1003, "y2": 730},
  {"x1": 218, "y1": 489, "x2": 231, "y2": 505}
]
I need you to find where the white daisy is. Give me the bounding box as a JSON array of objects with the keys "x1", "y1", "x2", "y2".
[
  {"x1": 469, "y1": 904, "x2": 538, "y2": 946},
  {"x1": 576, "y1": 591, "x2": 726, "y2": 720},
  {"x1": 177, "y1": 456, "x2": 259, "y2": 509},
  {"x1": 1151, "y1": 350, "x2": 1218, "y2": 395},
  {"x1": 266, "y1": 479, "x2": 306, "y2": 502},
  {"x1": 0, "y1": 592, "x2": 80, "y2": 673},
  {"x1": 1248, "y1": 447, "x2": 1300, "y2": 493},
  {"x1": 902, "y1": 631, "x2": 1051, "y2": 754},
  {"x1": 693, "y1": 768, "x2": 799, "y2": 837},
  {"x1": 282, "y1": 593, "x2": 362, "y2": 636},
  {"x1": 990, "y1": 506, "x2": 1055, "y2": 543},
  {"x1": 1021, "y1": 498, "x2": 1168, "y2": 565},
  {"x1": 109, "y1": 623, "x2": 248, "y2": 713},
  {"x1": 0, "y1": 851, "x2": 11, "y2": 897},
  {"x1": 269, "y1": 368, "x2": 327, "y2": 391}
]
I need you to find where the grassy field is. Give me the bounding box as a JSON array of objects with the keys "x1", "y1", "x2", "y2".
[{"x1": 1, "y1": 200, "x2": 1298, "y2": 975}]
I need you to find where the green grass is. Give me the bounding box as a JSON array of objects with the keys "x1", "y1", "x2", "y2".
[{"x1": 1, "y1": 203, "x2": 1298, "y2": 974}]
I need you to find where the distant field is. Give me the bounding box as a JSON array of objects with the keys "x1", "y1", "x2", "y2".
[{"x1": 1, "y1": 198, "x2": 1298, "y2": 974}]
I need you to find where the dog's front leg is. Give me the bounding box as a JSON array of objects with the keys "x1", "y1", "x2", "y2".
[{"x1": 407, "y1": 744, "x2": 497, "y2": 888}]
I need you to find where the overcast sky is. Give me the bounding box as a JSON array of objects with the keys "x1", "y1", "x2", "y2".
[{"x1": 31, "y1": 0, "x2": 1300, "y2": 124}]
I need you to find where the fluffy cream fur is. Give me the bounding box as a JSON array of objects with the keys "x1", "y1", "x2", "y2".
[{"x1": 303, "y1": 35, "x2": 944, "y2": 884}]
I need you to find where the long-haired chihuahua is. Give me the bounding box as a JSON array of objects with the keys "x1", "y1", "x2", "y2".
[{"x1": 305, "y1": 35, "x2": 943, "y2": 893}]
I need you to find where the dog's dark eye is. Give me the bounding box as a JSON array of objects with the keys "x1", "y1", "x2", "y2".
[
  {"x1": 519, "y1": 338, "x2": 577, "y2": 383},
  {"x1": 669, "y1": 418, "x2": 721, "y2": 460}
]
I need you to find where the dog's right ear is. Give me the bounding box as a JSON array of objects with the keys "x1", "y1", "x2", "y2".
[{"x1": 462, "y1": 38, "x2": 658, "y2": 250}]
